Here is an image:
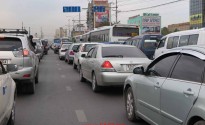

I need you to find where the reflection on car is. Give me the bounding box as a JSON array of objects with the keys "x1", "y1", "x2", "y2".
[{"x1": 124, "y1": 45, "x2": 205, "y2": 125}]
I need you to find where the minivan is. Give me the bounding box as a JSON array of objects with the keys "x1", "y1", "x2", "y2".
[{"x1": 154, "y1": 28, "x2": 205, "y2": 58}]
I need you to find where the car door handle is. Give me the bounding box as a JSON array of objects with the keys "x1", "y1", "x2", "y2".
[
  {"x1": 183, "y1": 89, "x2": 195, "y2": 96},
  {"x1": 154, "y1": 82, "x2": 160, "y2": 88}
]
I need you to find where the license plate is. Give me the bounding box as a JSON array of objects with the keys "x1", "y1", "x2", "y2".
[
  {"x1": 0, "y1": 60, "x2": 8, "y2": 64},
  {"x1": 123, "y1": 64, "x2": 137, "y2": 71}
]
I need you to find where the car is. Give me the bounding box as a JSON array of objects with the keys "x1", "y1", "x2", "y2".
[
  {"x1": 80, "y1": 44, "x2": 151, "y2": 92},
  {"x1": 59, "y1": 44, "x2": 71, "y2": 60},
  {"x1": 73, "y1": 42, "x2": 102, "y2": 70},
  {"x1": 41, "y1": 39, "x2": 49, "y2": 55},
  {"x1": 65, "y1": 43, "x2": 80, "y2": 64},
  {"x1": 0, "y1": 62, "x2": 16, "y2": 125},
  {"x1": 53, "y1": 38, "x2": 61, "y2": 54},
  {"x1": 0, "y1": 29, "x2": 39, "y2": 94},
  {"x1": 33, "y1": 38, "x2": 44, "y2": 60},
  {"x1": 154, "y1": 28, "x2": 204, "y2": 58},
  {"x1": 124, "y1": 45, "x2": 205, "y2": 125},
  {"x1": 124, "y1": 34, "x2": 162, "y2": 59}
]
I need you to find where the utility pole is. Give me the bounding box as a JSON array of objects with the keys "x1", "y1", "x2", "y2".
[
  {"x1": 22, "y1": 22, "x2": 24, "y2": 30},
  {"x1": 116, "y1": 0, "x2": 118, "y2": 24}
]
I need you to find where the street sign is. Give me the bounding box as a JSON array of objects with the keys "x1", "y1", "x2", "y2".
[
  {"x1": 93, "y1": 6, "x2": 105, "y2": 12},
  {"x1": 63, "y1": 6, "x2": 81, "y2": 12}
]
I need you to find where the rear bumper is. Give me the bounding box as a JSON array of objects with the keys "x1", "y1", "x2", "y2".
[
  {"x1": 9, "y1": 67, "x2": 34, "y2": 80},
  {"x1": 97, "y1": 72, "x2": 132, "y2": 86}
]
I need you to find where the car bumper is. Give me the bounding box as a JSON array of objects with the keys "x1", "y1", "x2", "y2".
[
  {"x1": 97, "y1": 72, "x2": 132, "y2": 86},
  {"x1": 9, "y1": 67, "x2": 34, "y2": 80}
]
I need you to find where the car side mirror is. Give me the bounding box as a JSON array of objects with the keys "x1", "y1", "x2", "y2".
[
  {"x1": 6, "y1": 64, "x2": 18, "y2": 72},
  {"x1": 81, "y1": 54, "x2": 86, "y2": 58},
  {"x1": 133, "y1": 66, "x2": 144, "y2": 74}
]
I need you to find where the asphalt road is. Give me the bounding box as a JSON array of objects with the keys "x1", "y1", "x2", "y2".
[{"x1": 15, "y1": 50, "x2": 149, "y2": 125}]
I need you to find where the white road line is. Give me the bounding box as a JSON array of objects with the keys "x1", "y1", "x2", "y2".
[
  {"x1": 75, "y1": 110, "x2": 88, "y2": 123},
  {"x1": 66, "y1": 86, "x2": 72, "y2": 91},
  {"x1": 60, "y1": 75, "x2": 66, "y2": 78}
]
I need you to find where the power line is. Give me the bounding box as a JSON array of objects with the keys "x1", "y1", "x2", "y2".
[{"x1": 119, "y1": 0, "x2": 187, "y2": 13}]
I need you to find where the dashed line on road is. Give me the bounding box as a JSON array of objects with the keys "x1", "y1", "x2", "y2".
[
  {"x1": 66, "y1": 86, "x2": 72, "y2": 91},
  {"x1": 58, "y1": 68, "x2": 62, "y2": 71},
  {"x1": 75, "y1": 110, "x2": 88, "y2": 123}
]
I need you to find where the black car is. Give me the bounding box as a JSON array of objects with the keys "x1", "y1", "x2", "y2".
[{"x1": 41, "y1": 39, "x2": 49, "y2": 55}]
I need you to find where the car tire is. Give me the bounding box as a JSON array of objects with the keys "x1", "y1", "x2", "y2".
[
  {"x1": 35, "y1": 69, "x2": 39, "y2": 84},
  {"x1": 194, "y1": 121, "x2": 205, "y2": 125},
  {"x1": 68, "y1": 60, "x2": 72, "y2": 64},
  {"x1": 73, "y1": 63, "x2": 77, "y2": 69},
  {"x1": 28, "y1": 79, "x2": 35, "y2": 94},
  {"x1": 92, "y1": 73, "x2": 100, "y2": 92},
  {"x1": 125, "y1": 87, "x2": 140, "y2": 121},
  {"x1": 7, "y1": 100, "x2": 15, "y2": 125},
  {"x1": 79, "y1": 67, "x2": 86, "y2": 82}
]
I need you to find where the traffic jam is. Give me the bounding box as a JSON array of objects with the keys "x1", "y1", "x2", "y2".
[{"x1": 1, "y1": 0, "x2": 205, "y2": 125}]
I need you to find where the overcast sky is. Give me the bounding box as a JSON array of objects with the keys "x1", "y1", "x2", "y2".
[{"x1": 0, "y1": 0, "x2": 189, "y2": 39}]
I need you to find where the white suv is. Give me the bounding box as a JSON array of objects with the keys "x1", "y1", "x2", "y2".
[
  {"x1": 0, "y1": 29, "x2": 39, "y2": 94},
  {"x1": 73, "y1": 43, "x2": 101, "y2": 70},
  {"x1": 0, "y1": 62, "x2": 16, "y2": 125}
]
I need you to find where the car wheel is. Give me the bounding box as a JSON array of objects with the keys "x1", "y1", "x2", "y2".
[
  {"x1": 79, "y1": 67, "x2": 86, "y2": 82},
  {"x1": 35, "y1": 69, "x2": 39, "y2": 84},
  {"x1": 73, "y1": 63, "x2": 77, "y2": 69},
  {"x1": 68, "y1": 60, "x2": 72, "y2": 64},
  {"x1": 28, "y1": 78, "x2": 35, "y2": 94},
  {"x1": 194, "y1": 121, "x2": 205, "y2": 125},
  {"x1": 125, "y1": 87, "x2": 139, "y2": 121},
  {"x1": 92, "y1": 73, "x2": 100, "y2": 92},
  {"x1": 7, "y1": 100, "x2": 15, "y2": 125}
]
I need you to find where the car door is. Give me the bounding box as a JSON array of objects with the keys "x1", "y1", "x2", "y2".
[
  {"x1": 82, "y1": 48, "x2": 94, "y2": 81},
  {"x1": 87, "y1": 47, "x2": 98, "y2": 80},
  {"x1": 160, "y1": 53, "x2": 204, "y2": 125},
  {"x1": 136, "y1": 53, "x2": 179, "y2": 125}
]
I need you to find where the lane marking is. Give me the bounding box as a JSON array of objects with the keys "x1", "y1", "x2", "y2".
[
  {"x1": 66, "y1": 86, "x2": 72, "y2": 91},
  {"x1": 60, "y1": 75, "x2": 66, "y2": 78},
  {"x1": 58, "y1": 68, "x2": 62, "y2": 70},
  {"x1": 75, "y1": 110, "x2": 88, "y2": 123}
]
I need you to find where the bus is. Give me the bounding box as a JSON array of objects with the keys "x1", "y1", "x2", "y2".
[{"x1": 83, "y1": 24, "x2": 139, "y2": 42}]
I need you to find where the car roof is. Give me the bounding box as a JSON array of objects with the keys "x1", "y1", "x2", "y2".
[{"x1": 97, "y1": 44, "x2": 135, "y2": 48}]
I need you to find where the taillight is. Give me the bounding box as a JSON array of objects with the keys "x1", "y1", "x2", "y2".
[
  {"x1": 23, "y1": 49, "x2": 29, "y2": 57},
  {"x1": 70, "y1": 51, "x2": 74, "y2": 55},
  {"x1": 23, "y1": 74, "x2": 31, "y2": 78},
  {"x1": 101, "y1": 61, "x2": 115, "y2": 72}
]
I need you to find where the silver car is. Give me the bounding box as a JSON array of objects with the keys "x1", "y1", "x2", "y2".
[
  {"x1": 33, "y1": 38, "x2": 44, "y2": 60},
  {"x1": 0, "y1": 62, "x2": 16, "y2": 125},
  {"x1": 124, "y1": 45, "x2": 205, "y2": 125},
  {"x1": 59, "y1": 44, "x2": 71, "y2": 60},
  {"x1": 80, "y1": 44, "x2": 151, "y2": 92},
  {"x1": 0, "y1": 29, "x2": 39, "y2": 94},
  {"x1": 65, "y1": 43, "x2": 80, "y2": 64}
]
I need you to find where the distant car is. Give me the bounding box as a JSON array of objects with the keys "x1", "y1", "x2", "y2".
[
  {"x1": 59, "y1": 44, "x2": 71, "y2": 60},
  {"x1": 53, "y1": 38, "x2": 61, "y2": 54},
  {"x1": 124, "y1": 45, "x2": 205, "y2": 125},
  {"x1": 80, "y1": 44, "x2": 151, "y2": 92},
  {"x1": 0, "y1": 29, "x2": 39, "y2": 94},
  {"x1": 65, "y1": 43, "x2": 80, "y2": 64},
  {"x1": 41, "y1": 39, "x2": 49, "y2": 55},
  {"x1": 0, "y1": 61, "x2": 16, "y2": 125},
  {"x1": 73, "y1": 42, "x2": 101, "y2": 70},
  {"x1": 33, "y1": 38, "x2": 44, "y2": 60}
]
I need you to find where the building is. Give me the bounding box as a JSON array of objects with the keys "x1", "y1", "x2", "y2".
[
  {"x1": 168, "y1": 22, "x2": 190, "y2": 32},
  {"x1": 190, "y1": 0, "x2": 205, "y2": 29},
  {"x1": 87, "y1": 0, "x2": 110, "y2": 31},
  {"x1": 55, "y1": 27, "x2": 67, "y2": 38},
  {"x1": 71, "y1": 24, "x2": 86, "y2": 37},
  {"x1": 128, "y1": 13, "x2": 161, "y2": 35}
]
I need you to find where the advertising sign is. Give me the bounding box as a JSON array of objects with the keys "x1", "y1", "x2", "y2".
[
  {"x1": 190, "y1": 14, "x2": 202, "y2": 25},
  {"x1": 142, "y1": 16, "x2": 161, "y2": 34},
  {"x1": 95, "y1": 10, "x2": 109, "y2": 23}
]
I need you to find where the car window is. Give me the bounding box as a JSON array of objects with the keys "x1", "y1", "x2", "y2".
[
  {"x1": 188, "y1": 34, "x2": 198, "y2": 45},
  {"x1": 158, "y1": 38, "x2": 166, "y2": 48},
  {"x1": 166, "y1": 37, "x2": 174, "y2": 49},
  {"x1": 179, "y1": 35, "x2": 189, "y2": 47},
  {"x1": 0, "y1": 37, "x2": 22, "y2": 51},
  {"x1": 172, "y1": 36, "x2": 179, "y2": 48},
  {"x1": 0, "y1": 62, "x2": 3, "y2": 75},
  {"x1": 102, "y1": 47, "x2": 146, "y2": 58},
  {"x1": 83, "y1": 44, "x2": 97, "y2": 52},
  {"x1": 87, "y1": 48, "x2": 94, "y2": 58},
  {"x1": 171, "y1": 54, "x2": 205, "y2": 82},
  {"x1": 91, "y1": 47, "x2": 98, "y2": 58},
  {"x1": 72, "y1": 45, "x2": 79, "y2": 50},
  {"x1": 148, "y1": 54, "x2": 178, "y2": 77}
]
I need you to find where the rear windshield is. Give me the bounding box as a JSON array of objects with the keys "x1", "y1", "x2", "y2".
[
  {"x1": 102, "y1": 47, "x2": 146, "y2": 58},
  {"x1": 0, "y1": 37, "x2": 22, "y2": 51},
  {"x1": 143, "y1": 35, "x2": 161, "y2": 49},
  {"x1": 62, "y1": 44, "x2": 70, "y2": 49},
  {"x1": 83, "y1": 44, "x2": 96, "y2": 52},
  {"x1": 72, "y1": 45, "x2": 79, "y2": 50}
]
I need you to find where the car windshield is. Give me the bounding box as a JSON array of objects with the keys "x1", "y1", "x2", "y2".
[
  {"x1": 83, "y1": 44, "x2": 97, "y2": 52},
  {"x1": 102, "y1": 47, "x2": 146, "y2": 58},
  {"x1": 0, "y1": 37, "x2": 22, "y2": 51},
  {"x1": 61, "y1": 44, "x2": 70, "y2": 49}
]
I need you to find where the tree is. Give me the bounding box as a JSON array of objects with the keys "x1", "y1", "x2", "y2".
[
  {"x1": 174, "y1": 28, "x2": 179, "y2": 32},
  {"x1": 161, "y1": 27, "x2": 169, "y2": 35}
]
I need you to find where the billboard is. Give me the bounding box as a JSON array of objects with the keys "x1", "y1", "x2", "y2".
[
  {"x1": 95, "y1": 10, "x2": 109, "y2": 22},
  {"x1": 190, "y1": 14, "x2": 202, "y2": 25},
  {"x1": 142, "y1": 16, "x2": 161, "y2": 35}
]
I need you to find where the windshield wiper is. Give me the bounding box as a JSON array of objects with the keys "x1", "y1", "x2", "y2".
[{"x1": 103, "y1": 55, "x2": 123, "y2": 58}]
